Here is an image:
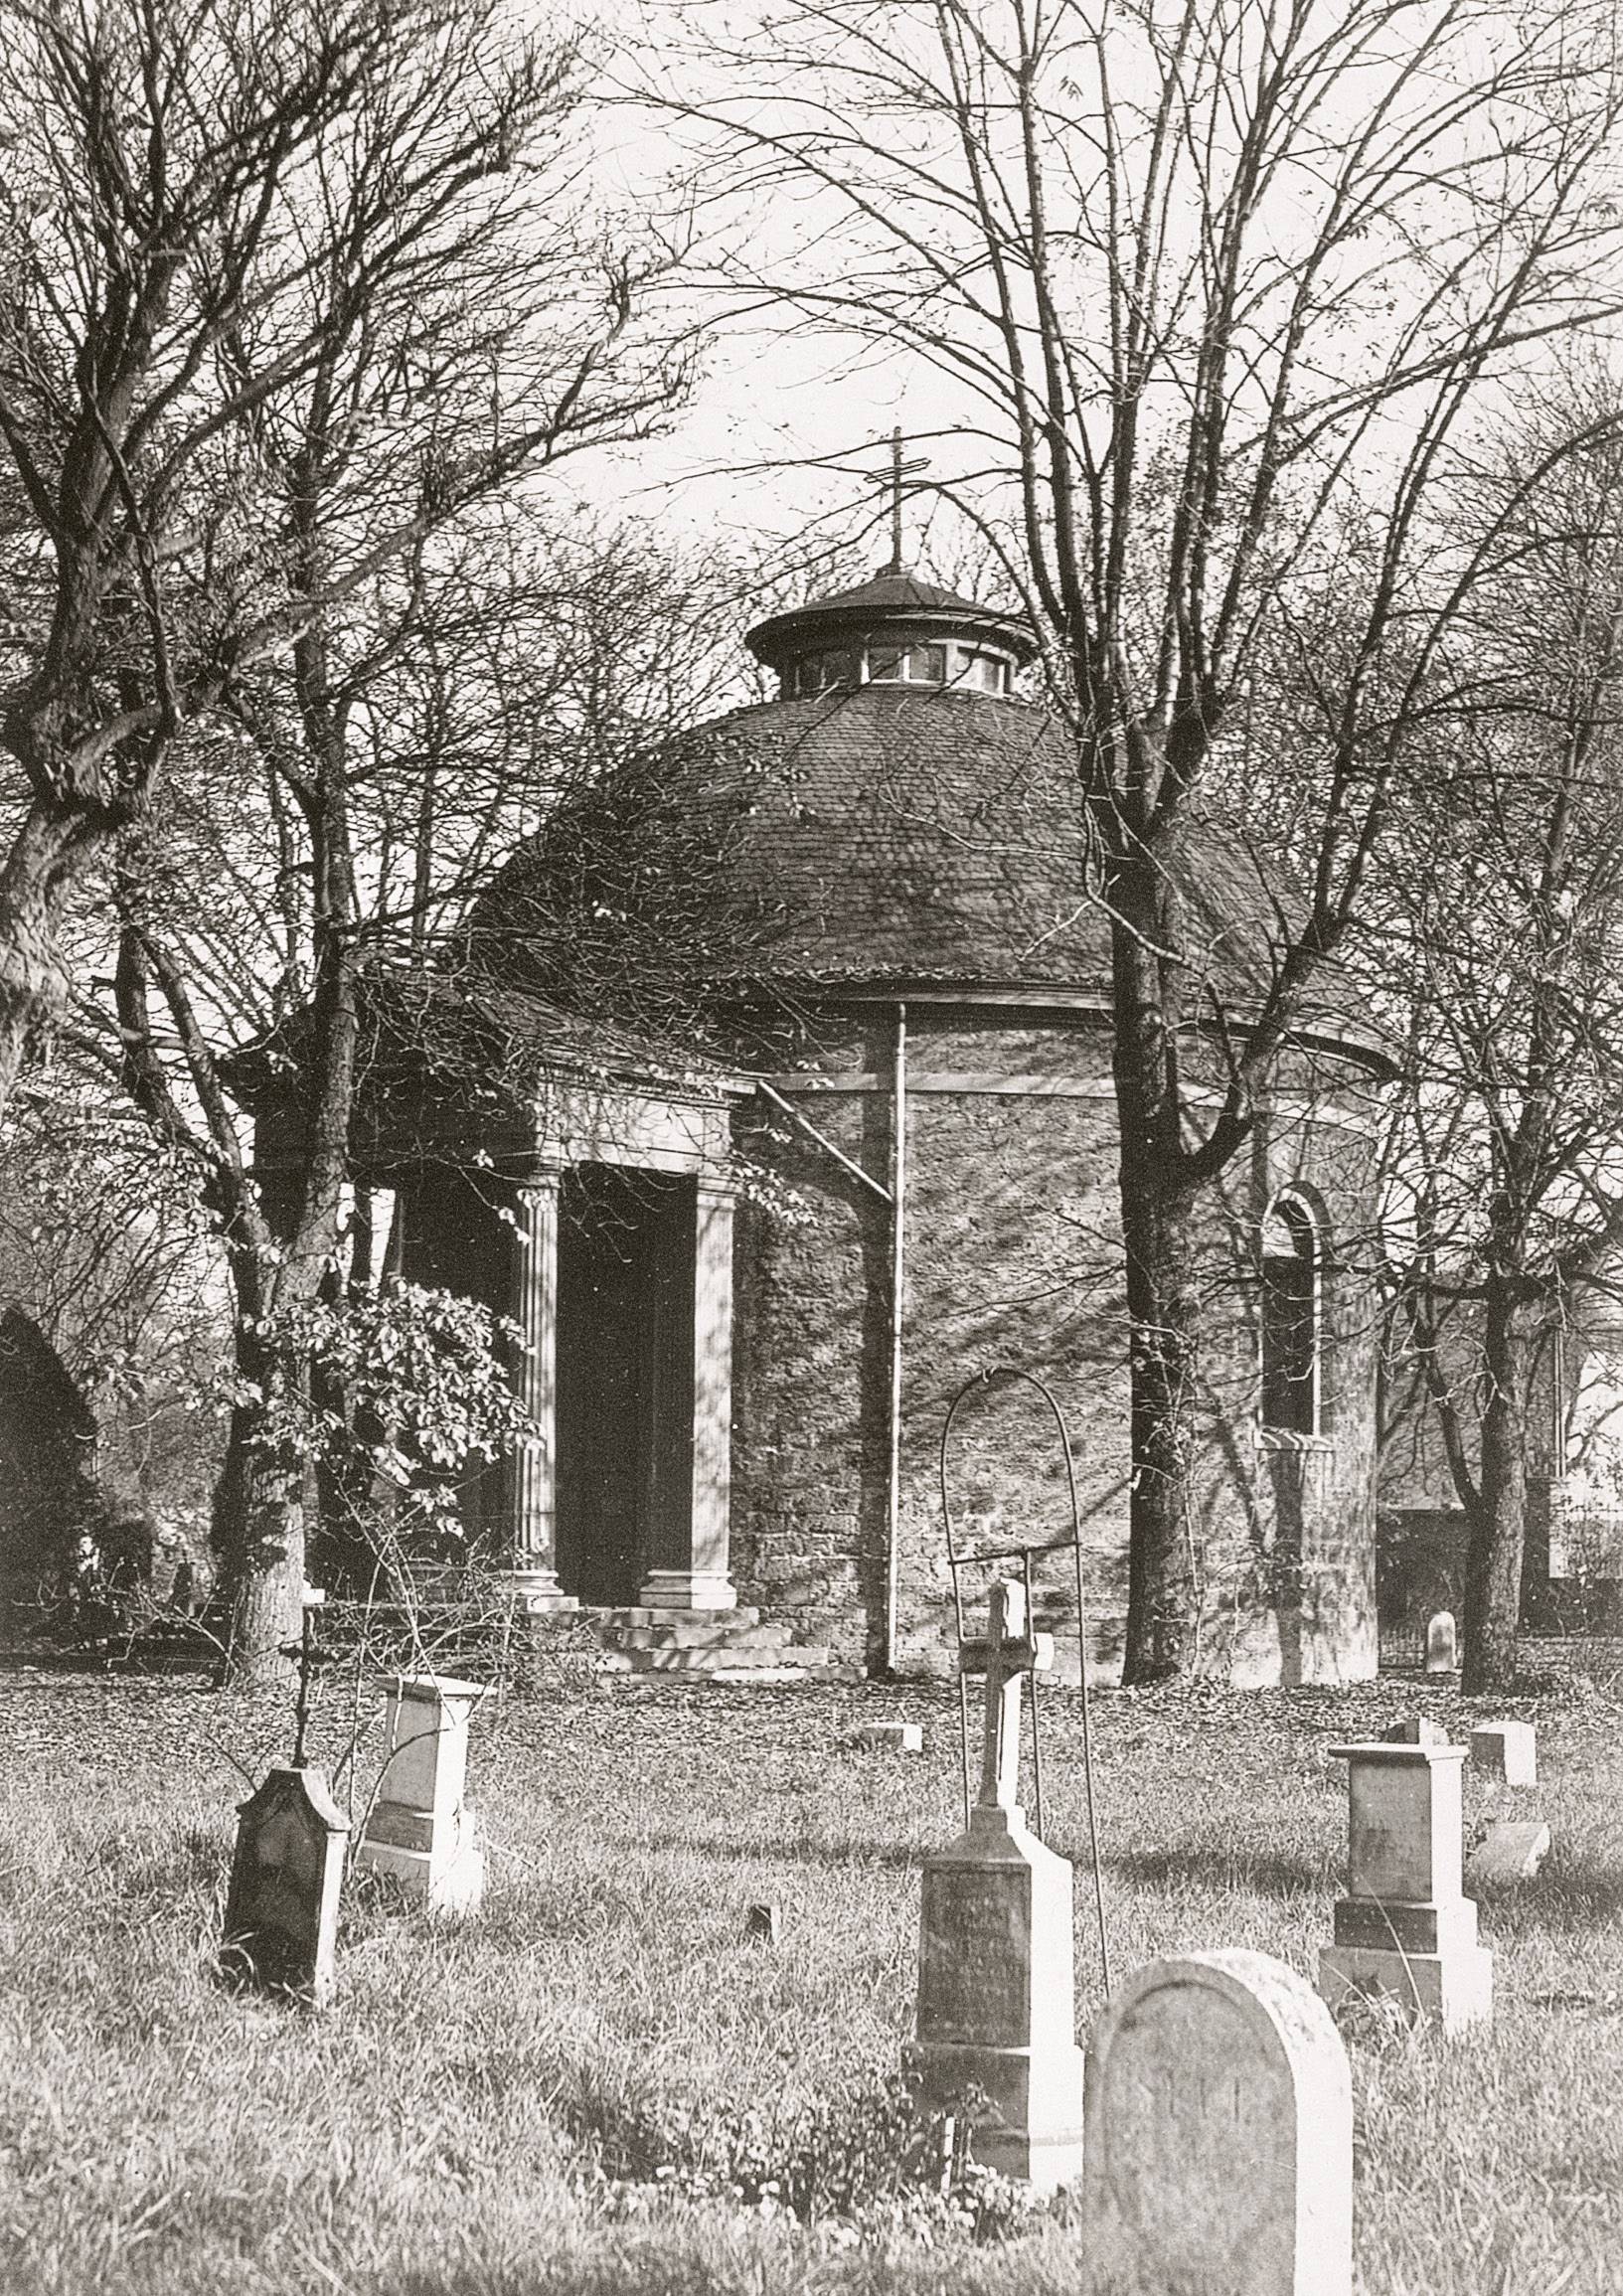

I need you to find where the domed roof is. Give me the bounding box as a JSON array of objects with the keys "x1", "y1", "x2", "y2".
[
  {"x1": 472, "y1": 571, "x2": 1384, "y2": 1066},
  {"x1": 646, "y1": 688, "x2": 1295, "y2": 1003}
]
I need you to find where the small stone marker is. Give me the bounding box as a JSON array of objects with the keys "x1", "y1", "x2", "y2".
[
  {"x1": 222, "y1": 1765, "x2": 349, "y2": 2004},
  {"x1": 1470, "y1": 1719, "x2": 1537, "y2": 1787},
  {"x1": 745, "y1": 1900, "x2": 782, "y2": 1943},
  {"x1": 1467, "y1": 1819, "x2": 1551, "y2": 1887},
  {"x1": 846, "y1": 1720, "x2": 923, "y2": 1753},
  {"x1": 1424, "y1": 1609, "x2": 1457, "y2": 1674},
  {"x1": 354, "y1": 1673, "x2": 488, "y2": 1914},
  {"x1": 1318, "y1": 1739, "x2": 1492, "y2": 2032},
  {"x1": 1082, "y1": 1950, "x2": 1352, "y2": 2296},
  {"x1": 1384, "y1": 1717, "x2": 1447, "y2": 1745},
  {"x1": 909, "y1": 1579, "x2": 1083, "y2": 2191}
]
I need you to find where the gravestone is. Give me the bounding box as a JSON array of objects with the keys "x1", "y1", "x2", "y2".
[
  {"x1": 1318, "y1": 1739, "x2": 1492, "y2": 2032},
  {"x1": 1082, "y1": 1950, "x2": 1351, "y2": 2296},
  {"x1": 1470, "y1": 1720, "x2": 1537, "y2": 1787},
  {"x1": 1424, "y1": 1610, "x2": 1457, "y2": 1674},
  {"x1": 1384, "y1": 1717, "x2": 1447, "y2": 1746},
  {"x1": 222, "y1": 1766, "x2": 349, "y2": 2004},
  {"x1": 908, "y1": 1580, "x2": 1084, "y2": 2191},
  {"x1": 1468, "y1": 1819, "x2": 1551, "y2": 1886},
  {"x1": 354, "y1": 1673, "x2": 488, "y2": 1914}
]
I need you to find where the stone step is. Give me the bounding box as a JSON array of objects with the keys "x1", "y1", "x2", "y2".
[
  {"x1": 634, "y1": 1661, "x2": 850, "y2": 1687},
  {"x1": 620, "y1": 1643, "x2": 832, "y2": 1675},
  {"x1": 606, "y1": 1622, "x2": 791, "y2": 1652},
  {"x1": 603, "y1": 1606, "x2": 760, "y2": 1630}
]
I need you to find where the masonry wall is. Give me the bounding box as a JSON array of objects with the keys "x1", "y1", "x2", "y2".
[{"x1": 730, "y1": 1010, "x2": 1381, "y2": 1685}]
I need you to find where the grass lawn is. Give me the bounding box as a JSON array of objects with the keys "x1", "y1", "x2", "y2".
[{"x1": 2, "y1": 1653, "x2": 1621, "y2": 2294}]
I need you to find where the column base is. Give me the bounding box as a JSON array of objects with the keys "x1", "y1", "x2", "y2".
[
  {"x1": 508, "y1": 1566, "x2": 578, "y2": 1615},
  {"x1": 636, "y1": 1567, "x2": 736, "y2": 1613}
]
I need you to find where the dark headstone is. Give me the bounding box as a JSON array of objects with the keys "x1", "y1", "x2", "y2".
[
  {"x1": 0, "y1": 1306, "x2": 99, "y2": 1616},
  {"x1": 223, "y1": 1765, "x2": 348, "y2": 2003}
]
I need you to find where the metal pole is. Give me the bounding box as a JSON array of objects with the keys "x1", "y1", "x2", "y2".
[{"x1": 884, "y1": 1002, "x2": 907, "y2": 1673}]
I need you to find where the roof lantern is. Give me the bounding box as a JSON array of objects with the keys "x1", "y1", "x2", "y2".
[{"x1": 744, "y1": 569, "x2": 1040, "y2": 702}]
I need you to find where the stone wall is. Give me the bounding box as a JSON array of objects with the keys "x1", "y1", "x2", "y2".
[{"x1": 730, "y1": 1010, "x2": 1381, "y2": 1685}]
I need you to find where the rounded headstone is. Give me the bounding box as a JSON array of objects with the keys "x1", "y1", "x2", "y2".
[
  {"x1": 1425, "y1": 1609, "x2": 1457, "y2": 1674},
  {"x1": 1082, "y1": 1949, "x2": 1352, "y2": 2296}
]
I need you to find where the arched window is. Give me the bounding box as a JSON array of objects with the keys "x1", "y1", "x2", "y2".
[{"x1": 1261, "y1": 1195, "x2": 1323, "y2": 1436}]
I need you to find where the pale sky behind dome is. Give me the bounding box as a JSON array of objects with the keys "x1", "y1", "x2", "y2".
[{"x1": 545, "y1": 0, "x2": 1623, "y2": 602}]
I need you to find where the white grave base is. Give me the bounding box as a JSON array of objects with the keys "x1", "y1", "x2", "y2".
[
  {"x1": 1318, "y1": 1938, "x2": 1493, "y2": 2032},
  {"x1": 910, "y1": 1803, "x2": 1085, "y2": 2192},
  {"x1": 355, "y1": 1674, "x2": 489, "y2": 1916},
  {"x1": 355, "y1": 1800, "x2": 485, "y2": 1915}
]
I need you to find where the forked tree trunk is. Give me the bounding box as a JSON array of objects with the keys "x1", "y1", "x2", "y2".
[{"x1": 1461, "y1": 1284, "x2": 1533, "y2": 1694}]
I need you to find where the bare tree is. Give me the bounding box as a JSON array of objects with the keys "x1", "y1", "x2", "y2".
[
  {"x1": 0, "y1": 0, "x2": 691, "y2": 1680},
  {"x1": 0, "y1": 0, "x2": 680, "y2": 1112},
  {"x1": 90, "y1": 525, "x2": 750, "y2": 1679},
  {"x1": 660, "y1": 0, "x2": 1623, "y2": 1677},
  {"x1": 1371, "y1": 392, "x2": 1623, "y2": 1691}
]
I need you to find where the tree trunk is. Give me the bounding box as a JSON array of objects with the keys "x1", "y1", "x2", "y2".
[
  {"x1": 1120, "y1": 1168, "x2": 1203, "y2": 1679},
  {"x1": 212, "y1": 1318, "x2": 309, "y2": 1691},
  {"x1": 1110, "y1": 865, "x2": 1204, "y2": 1684},
  {"x1": 1461, "y1": 1282, "x2": 1532, "y2": 1693},
  {"x1": 0, "y1": 795, "x2": 104, "y2": 1116}
]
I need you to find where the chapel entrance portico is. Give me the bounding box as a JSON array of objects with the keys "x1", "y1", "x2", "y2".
[{"x1": 500, "y1": 1073, "x2": 741, "y2": 1621}]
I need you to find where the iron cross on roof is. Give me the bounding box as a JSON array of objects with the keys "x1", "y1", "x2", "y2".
[
  {"x1": 873, "y1": 425, "x2": 929, "y2": 574},
  {"x1": 961, "y1": 1579, "x2": 1054, "y2": 1811}
]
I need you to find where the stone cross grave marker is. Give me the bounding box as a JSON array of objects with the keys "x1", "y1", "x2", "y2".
[
  {"x1": 1425, "y1": 1609, "x2": 1457, "y2": 1674},
  {"x1": 1318, "y1": 1737, "x2": 1492, "y2": 2032},
  {"x1": 354, "y1": 1674, "x2": 489, "y2": 1915},
  {"x1": 1082, "y1": 1949, "x2": 1352, "y2": 2296},
  {"x1": 909, "y1": 1579, "x2": 1084, "y2": 2191},
  {"x1": 963, "y1": 1578, "x2": 1052, "y2": 1809},
  {"x1": 222, "y1": 1766, "x2": 349, "y2": 2005}
]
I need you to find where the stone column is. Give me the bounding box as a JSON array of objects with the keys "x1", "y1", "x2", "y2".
[
  {"x1": 638, "y1": 1175, "x2": 737, "y2": 1613},
  {"x1": 508, "y1": 1172, "x2": 576, "y2": 1613}
]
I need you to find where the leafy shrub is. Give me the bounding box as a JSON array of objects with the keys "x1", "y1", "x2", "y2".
[{"x1": 567, "y1": 2073, "x2": 1040, "y2": 2243}]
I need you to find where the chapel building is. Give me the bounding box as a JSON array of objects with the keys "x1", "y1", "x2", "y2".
[{"x1": 254, "y1": 570, "x2": 1392, "y2": 1683}]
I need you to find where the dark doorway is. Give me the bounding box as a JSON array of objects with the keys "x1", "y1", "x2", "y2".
[{"x1": 555, "y1": 1166, "x2": 696, "y2": 1607}]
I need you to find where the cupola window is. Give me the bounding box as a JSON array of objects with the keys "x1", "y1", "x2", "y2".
[
  {"x1": 792, "y1": 650, "x2": 853, "y2": 698},
  {"x1": 745, "y1": 569, "x2": 1039, "y2": 700},
  {"x1": 1261, "y1": 1195, "x2": 1324, "y2": 1437},
  {"x1": 956, "y1": 649, "x2": 1012, "y2": 695},
  {"x1": 864, "y1": 642, "x2": 947, "y2": 686}
]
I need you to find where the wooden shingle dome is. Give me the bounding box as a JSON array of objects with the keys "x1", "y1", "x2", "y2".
[{"x1": 477, "y1": 568, "x2": 1379, "y2": 1066}]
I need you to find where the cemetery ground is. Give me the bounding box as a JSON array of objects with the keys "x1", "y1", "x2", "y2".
[{"x1": 2, "y1": 1657, "x2": 1622, "y2": 2296}]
